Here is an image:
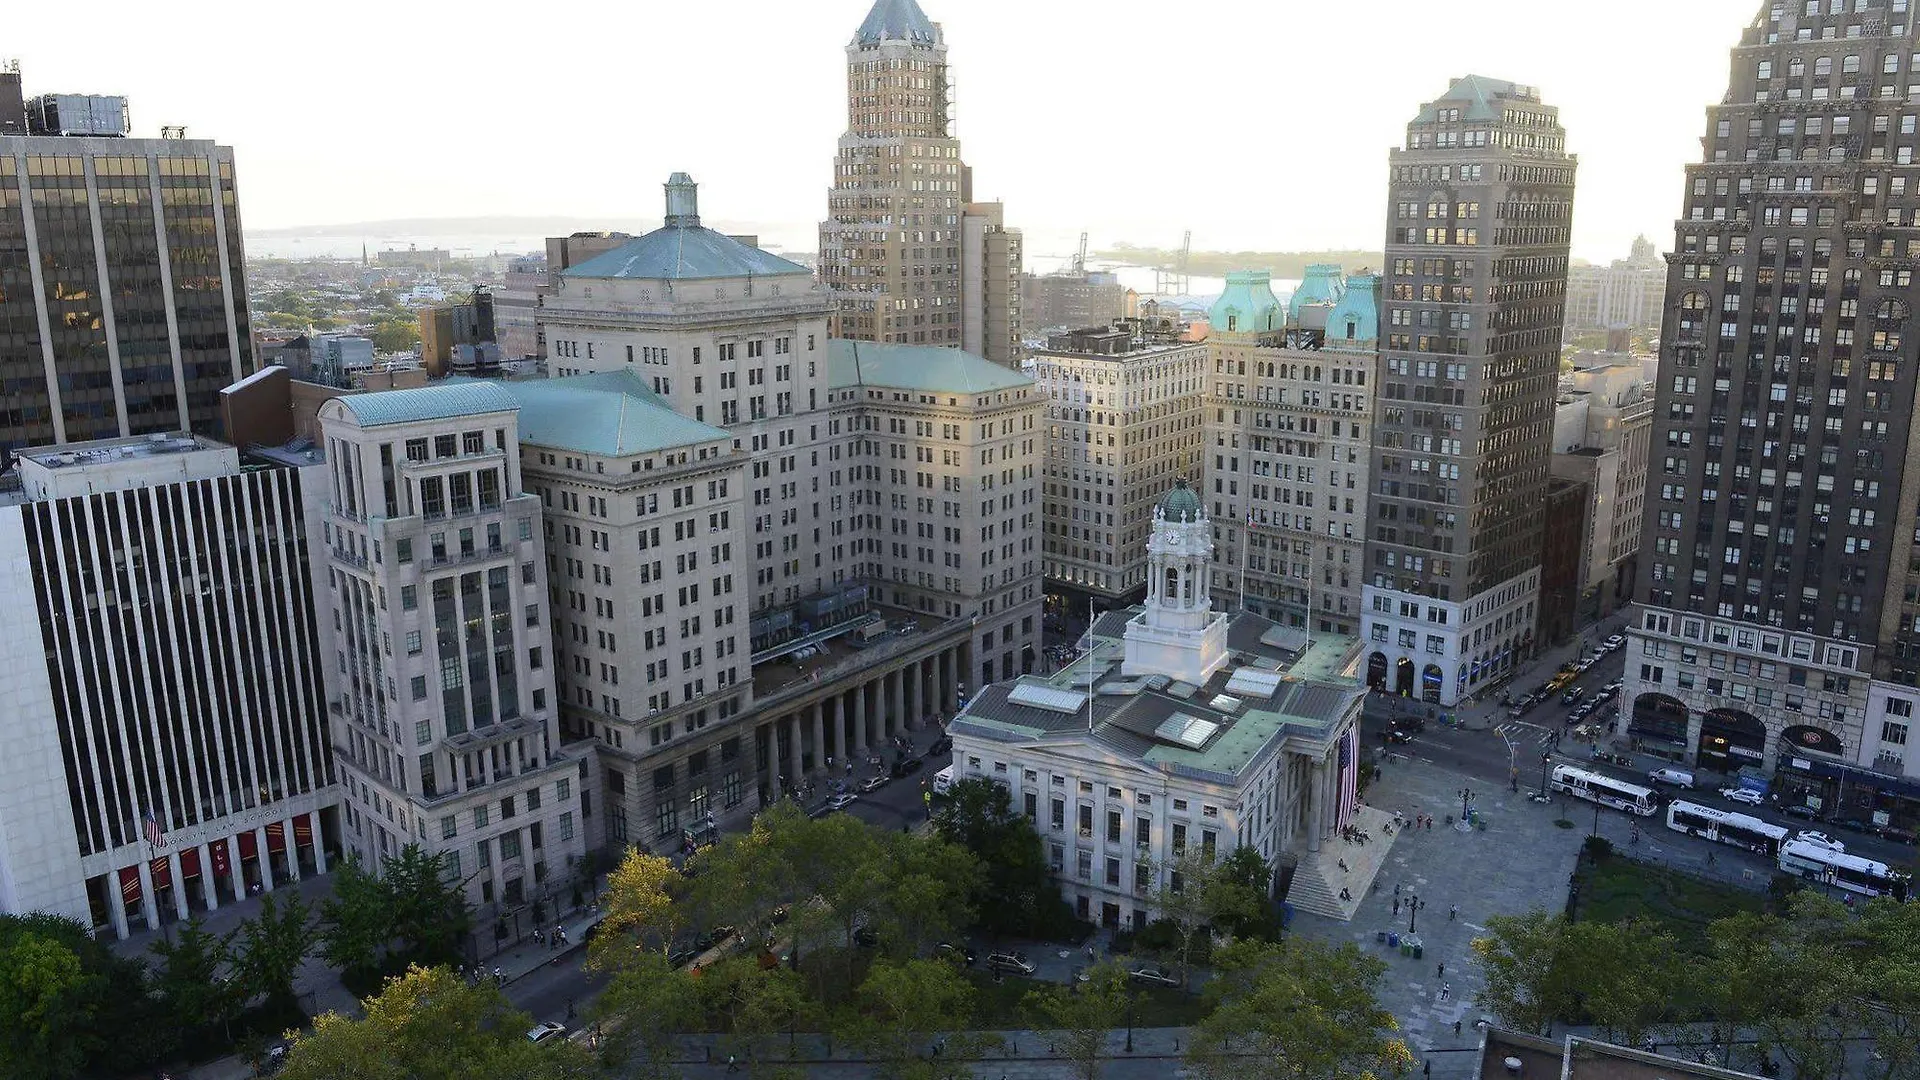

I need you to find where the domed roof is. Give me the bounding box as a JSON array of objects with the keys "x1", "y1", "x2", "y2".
[
  {"x1": 1158, "y1": 479, "x2": 1202, "y2": 521},
  {"x1": 1208, "y1": 271, "x2": 1283, "y2": 336}
]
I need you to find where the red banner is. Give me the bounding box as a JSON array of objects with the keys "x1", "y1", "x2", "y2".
[
  {"x1": 237, "y1": 831, "x2": 257, "y2": 859},
  {"x1": 210, "y1": 838, "x2": 231, "y2": 878},
  {"x1": 118, "y1": 866, "x2": 141, "y2": 907},
  {"x1": 266, "y1": 821, "x2": 286, "y2": 853},
  {"x1": 150, "y1": 855, "x2": 171, "y2": 891},
  {"x1": 179, "y1": 847, "x2": 200, "y2": 879},
  {"x1": 293, "y1": 813, "x2": 313, "y2": 846}
]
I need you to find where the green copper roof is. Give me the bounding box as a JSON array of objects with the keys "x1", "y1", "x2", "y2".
[
  {"x1": 855, "y1": 0, "x2": 940, "y2": 45},
  {"x1": 1325, "y1": 274, "x2": 1380, "y2": 345},
  {"x1": 827, "y1": 340, "x2": 1032, "y2": 396},
  {"x1": 1288, "y1": 264, "x2": 1347, "y2": 320},
  {"x1": 1416, "y1": 74, "x2": 1525, "y2": 122},
  {"x1": 1209, "y1": 271, "x2": 1283, "y2": 335},
  {"x1": 497, "y1": 371, "x2": 730, "y2": 457},
  {"x1": 1158, "y1": 479, "x2": 1202, "y2": 521},
  {"x1": 333, "y1": 382, "x2": 519, "y2": 427}
]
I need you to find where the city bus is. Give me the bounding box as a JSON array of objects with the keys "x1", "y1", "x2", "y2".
[
  {"x1": 1664, "y1": 800, "x2": 1789, "y2": 857},
  {"x1": 1777, "y1": 838, "x2": 1912, "y2": 900},
  {"x1": 1549, "y1": 764, "x2": 1658, "y2": 816}
]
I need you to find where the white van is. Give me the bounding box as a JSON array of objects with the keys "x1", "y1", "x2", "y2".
[
  {"x1": 1648, "y1": 768, "x2": 1695, "y2": 790},
  {"x1": 931, "y1": 765, "x2": 955, "y2": 795}
]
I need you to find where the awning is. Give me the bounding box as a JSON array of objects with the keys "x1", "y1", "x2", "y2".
[{"x1": 1788, "y1": 757, "x2": 1920, "y2": 802}]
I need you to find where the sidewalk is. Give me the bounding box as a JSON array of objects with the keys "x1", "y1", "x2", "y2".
[{"x1": 666, "y1": 1027, "x2": 1196, "y2": 1078}]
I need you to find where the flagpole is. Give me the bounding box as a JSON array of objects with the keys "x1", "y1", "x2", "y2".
[
  {"x1": 1086, "y1": 596, "x2": 1095, "y2": 733},
  {"x1": 1239, "y1": 512, "x2": 1250, "y2": 613}
]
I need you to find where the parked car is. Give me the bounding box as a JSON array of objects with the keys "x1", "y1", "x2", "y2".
[
  {"x1": 987, "y1": 951, "x2": 1035, "y2": 975},
  {"x1": 936, "y1": 942, "x2": 977, "y2": 966},
  {"x1": 891, "y1": 757, "x2": 925, "y2": 778},
  {"x1": 1720, "y1": 787, "x2": 1765, "y2": 806},
  {"x1": 1794, "y1": 830, "x2": 1844, "y2": 852},
  {"x1": 927, "y1": 735, "x2": 953, "y2": 756},
  {"x1": 861, "y1": 774, "x2": 889, "y2": 793},
  {"x1": 1782, "y1": 803, "x2": 1824, "y2": 821},
  {"x1": 1129, "y1": 966, "x2": 1181, "y2": 987},
  {"x1": 828, "y1": 793, "x2": 859, "y2": 811},
  {"x1": 1648, "y1": 768, "x2": 1695, "y2": 790},
  {"x1": 1385, "y1": 728, "x2": 1415, "y2": 744},
  {"x1": 853, "y1": 926, "x2": 880, "y2": 948},
  {"x1": 1562, "y1": 689, "x2": 1586, "y2": 706},
  {"x1": 1604, "y1": 634, "x2": 1626, "y2": 649},
  {"x1": 528, "y1": 1022, "x2": 569, "y2": 1045}
]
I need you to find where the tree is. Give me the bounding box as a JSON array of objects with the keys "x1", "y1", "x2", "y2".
[
  {"x1": 597, "y1": 848, "x2": 693, "y2": 961},
  {"x1": 1470, "y1": 909, "x2": 1582, "y2": 1036},
  {"x1": 150, "y1": 915, "x2": 243, "y2": 1052},
  {"x1": 1187, "y1": 938, "x2": 1412, "y2": 1080},
  {"x1": 0, "y1": 932, "x2": 95, "y2": 1080},
  {"x1": 590, "y1": 951, "x2": 702, "y2": 1080},
  {"x1": 233, "y1": 890, "x2": 319, "y2": 1018},
  {"x1": 1850, "y1": 897, "x2": 1920, "y2": 1080},
  {"x1": 873, "y1": 830, "x2": 978, "y2": 955},
  {"x1": 932, "y1": 778, "x2": 1075, "y2": 938},
  {"x1": 1149, "y1": 850, "x2": 1220, "y2": 978},
  {"x1": 836, "y1": 959, "x2": 992, "y2": 1080},
  {"x1": 1024, "y1": 960, "x2": 1132, "y2": 1080},
  {"x1": 1208, "y1": 846, "x2": 1280, "y2": 941},
  {"x1": 319, "y1": 856, "x2": 388, "y2": 985},
  {"x1": 380, "y1": 843, "x2": 471, "y2": 968},
  {"x1": 1705, "y1": 902, "x2": 1852, "y2": 1080},
  {"x1": 369, "y1": 319, "x2": 419, "y2": 354},
  {"x1": 1560, "y1": 920, "x2": 1678, "y2": 1047},
  {"x1": 277, "y1": 965, "x2": 596, "y2": 1080}
]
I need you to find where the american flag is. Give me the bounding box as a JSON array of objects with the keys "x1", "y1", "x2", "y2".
[{"x1": 143, "y1": 809, "x2": 167, "y2": 849}]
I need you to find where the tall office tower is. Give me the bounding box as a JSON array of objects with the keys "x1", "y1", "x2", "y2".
[
  {"x1": 0, "y1": 434, "x2": 337, "y2": 938},
  {"x1": 1206, "y1": 269, "x2": 1378, "y2": 636},
  {"x1": 1627, "y1": 1, "x2": 1920, "y2": 788},
  {"x1": 1035, "y1": 318, "x2": 1205, "y2": 611},
  {"x1": 311, "y1": 385, "x2": 586, "y2": 913},
  {"x1": 1361, "y1": 77, "x2": 1576, "y2": 705},
  {"x1": 0, "y1": 69, "x2": 253, "y2": 465},
  {"x1": 819, "y1": 0, "x2": 1022, "y2": 363}
]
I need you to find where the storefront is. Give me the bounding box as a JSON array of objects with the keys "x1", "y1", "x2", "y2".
[
  {"x1": 1775, "y1": 727, "x2": 1919, "y2": 841},
  {"x1": 1628, "y1": 693, "x2": 1690, "y2": 763},
  {"x1": 1697, "y1": 708, "x2": 1767, "y2": 775}
]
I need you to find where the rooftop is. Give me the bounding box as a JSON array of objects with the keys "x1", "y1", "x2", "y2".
[
  {"x1": 493, "y1": 371, "x2": 731, "y2": 457},
  {"x1": 331, "y1": 381, "x2": 520, "y2": 428},
  {"x1": 950, "y1": 611, "x2": 1363, "y2": 784},
  {"x1": 1477, "y1": 1030, "x2": 1768, "y2": 1080},
  {"x1": 561, "y1": 175, "x2": 810, "y2": 283},
  {"x1": 15, "y1": 431, "x2": 219, "y2": 471},
  {"x1": 828, "y1": 340, "x2": 1033, "y2": 397},
  {"x1": 854, "y1": 0, "x2": 941, "y2": 46},
  {"x1": 1416, "y1": 74, "x2": 1539, "y2": 122}
]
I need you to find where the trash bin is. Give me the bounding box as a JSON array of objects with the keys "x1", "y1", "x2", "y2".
[
  {"x1": 1401, "y1": 940, "x2": 1413, "y2": 957},
  {"x1": 1377, "y1": 930, "x2": 1388, "y2": 944},
  {"x1": 1413, "y1": 943, "x2": 1424, "y2": 960},
  {"x1": 1388, "y1": 932, "x2": 1400, "y2": 949}
]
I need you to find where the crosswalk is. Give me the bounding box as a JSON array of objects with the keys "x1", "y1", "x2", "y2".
[{"x1": 1492, "y1": 720, "x2": 1559, "y2": 749}]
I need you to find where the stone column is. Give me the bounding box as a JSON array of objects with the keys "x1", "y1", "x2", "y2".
[
  {"x1": 811, "y1": 704, "x2": 826, "y2": 774},
  {"x1": 908, "y1": 661, "x2": 923, "y2": 729},
  {"x1": 227, "y1": 836, "x2": 245, "y2": 903},
  {"x1": 830, "y1": 694, "x2": 846, "y2": 764},
  {"x1": 853, "y1": 682, "x2": 869, "y2": 754},
  {"x1": 787, "y1": 715, "x2": 805, "y2": 787},
  {"x1": 282, "y1": 819, "x2": 302, "y2": 882},
  {"x1": 1306, "y1": 761, "x2": 1325, "y2": 854},
  {"x1": 170, "y1": 851, "x2": 190, "y2": 919},
  {"x1": 313, "y1": 817, "x2": 329, "y2": 875},
  {"x1": 199, "y1": 842, "x2": 219, "y2": 912},
  {"x1": 137, "y1": 858, "x2": 161, "y2": 932},
  {"x1": 939, "y1": 651, "x2": 955, "y2": 714},
  {"x1": 109, "y1": 879, "x2": 130, "y2": 939},
  {"x1": 888, "y1": 670, "x2": 904, "y2": 739},
  {"x1": 1684, "y1": 709, "x2": 1705, "y2": 769},
  {"x1": 256, "y1": 826, "x2": 275, "y2": 892}
]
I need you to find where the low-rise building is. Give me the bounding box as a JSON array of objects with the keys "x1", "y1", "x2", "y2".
[
  {"x1": 1204, "y1": 269, "x2": 1376, "y2": 636},
  {"x1": 1550, "y1": 360, "x2": 1651, "y2": 620},
  {"x1": 0, "y1": 433, "x2": 339, "y2": 939},
  {"x1": 1034, "y1": 319, "x2": 1205, "y2": 610},
  {"x1": 1022, "y1": 270, "x2": 1131, "y2": 334},
  {"x1": 948, "y1": 480, "x2": 1366, "y2": 930}
]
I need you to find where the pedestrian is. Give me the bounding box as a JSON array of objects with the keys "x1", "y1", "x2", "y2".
[
  {"x1": 567, "y1": 998, "x2": 576, "y2": 1021},
  {"x1": 1441, "y1": 981, "x2": 1452, "y2": 1001},
  {"x1": 1394, "y1": 898, "x2": 1401, "y2": 916},
  {"x1": 1426, "y1": 816, "x2": 1433, "y2": 832},
  {"x1": 1449, "y1": 904, "x2": 1458, "y2": 921},
  {"x1": 1394, "y1": 882, "x2": 1402, "y2": 898},
  {"x1": 1454, "y1": 1020, "x2": 1463, "y2": 1037},
  {"x1": 1437, "y1": 962, "x2": 1444, "y2": 978},
  {"x1": 493, "y1": 966, "x2": 503, "y2": 985},
  {"x1": 727, "y1": 1054, "x2": 739, "y2": 1073}
]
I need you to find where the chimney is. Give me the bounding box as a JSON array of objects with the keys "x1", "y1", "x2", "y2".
[{"x1": 664, "y1": 172, "x2": 700, "y2": 228}]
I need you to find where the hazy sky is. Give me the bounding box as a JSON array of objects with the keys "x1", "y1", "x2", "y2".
[{"x1": 8, "y1": 0, "x2": 1759, "y2": 261}]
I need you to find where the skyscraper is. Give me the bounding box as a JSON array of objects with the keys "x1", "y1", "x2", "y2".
[
  {"x1": 1361, "y1": 76, "x2": 1576, "y2": 705},
  {"x1": 0, "y1": 68, "x2": 253, "y2": 465},
  {"x1": 1626, "y1": 1, "x2": 1920, "y2": 784},
  {"x1": 819, "y1": 0, "x2": 1022, "y2": 364}
]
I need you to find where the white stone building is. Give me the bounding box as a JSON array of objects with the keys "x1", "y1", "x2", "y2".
[
  {"x1": 948, "y1": 480, "x2": 1366, "y2": 929},
  {"x1": 311, "y1": 384, "x2": 587, "y2": 914},
  {"x1": 0, "y1": 434, "x2": 339, "y2": 939}
]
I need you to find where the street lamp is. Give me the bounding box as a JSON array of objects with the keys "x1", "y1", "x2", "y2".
[{"x1": 1407, "y1": 894, "x2": 1425, "y2": 934}]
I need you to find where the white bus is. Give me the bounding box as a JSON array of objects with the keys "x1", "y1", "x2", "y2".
[
  {"x1": 1550, "y1": 764, "x2": 1658, "y2": 816},
  {"x1": 1777, "y1": 838, "x2": 1912, "y2": 900},
  {"x1": 1665, "y1": 800, "x2": 1788, "y2": 857}
]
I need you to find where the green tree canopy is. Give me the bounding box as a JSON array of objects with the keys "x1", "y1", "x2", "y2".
[
  {"x1": 1024, "y1": 960, "x2": 1132, "y2": 1080},
  {"x1": 835, "y1": 959, "x2": 991, "y2": 1080},
  {"x1": 277, "y1": 965, "x2": 595, "y2": 1080},
  {"x1": 233, "y1": 890, "x2": 319, "y2": 1017},
  {"x1": 932, "y1": 777, "x2": 1076, "y2": 938},
  {"x1": 1187, "y1": 938, "x2": 1412, "y2": 1080}
]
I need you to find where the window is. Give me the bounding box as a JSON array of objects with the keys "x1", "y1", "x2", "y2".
[
  {"x1": 400, "y1": 585, "x2": 418, "y2": 611},
  {"x1": 559, "y1": 811, "x2": 575, "y2": 841},
  {"x1": 558, "y1": 778, "x2": 572, "y2": 801},
  {"x1": 474, "y1": 805, "x2": 490, "y2": 828},
  {"x1": 501, "y1": 796, "x2": 517, "y2": 819},
  {"x1": 411, "y1": 676, "x2": 428, "y2": 700},
  {"x1": 440, "y1": 815, "x2": 457, "y2": 840},
  {"x1": 499, "y1": 831, "x2": 522, "y2": 860},
  {"x1": 406, "y1": 630, "x2": 422, "y2": 655}
]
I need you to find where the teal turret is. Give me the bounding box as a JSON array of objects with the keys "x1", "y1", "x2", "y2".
[{"x1": 1209, "y1": 271, "x2": 1284, "y2": 335}]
